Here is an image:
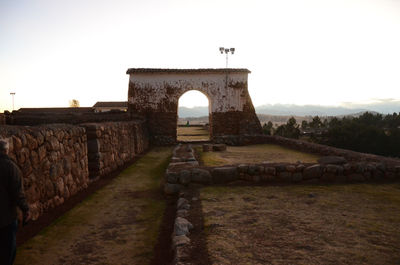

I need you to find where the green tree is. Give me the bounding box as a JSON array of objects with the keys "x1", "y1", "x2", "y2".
[
  {"x1": 262, "y1": 121, "x2": 274, "y2": 135},
  {"x1": 301, "y1": 120, "x2": 308, "y2": 130},
  {"x1": 309, "y1": 116, "x2": 322, "y2": 129},
  {"x1": 319, "y1": 112, "x2": 400, "y2": 158},
  {"x1": 275, "y1": 117, "x2": 300, "y2": 139}
]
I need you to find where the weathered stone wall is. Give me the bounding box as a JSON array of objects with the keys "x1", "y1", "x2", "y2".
[
  {"x1": 212, "y1": 111, "x2": 261, "y2": 136},
  {"x1": 82, "y1": 121, "x2": 149, "y2": 178},
  {"x1": 166, "y1": 161, "x2": 400, "y2": 188},
  {"x1": 127, "y1": 69, "x2": 262, "y2": 144},
  {"x1": 164, "y1": 144, "x2": 400, "y2": 195},
  {"x1": 0, "y1": 124, "x2": 89, "y2": 220},
  {"x1": 0, "y1": 119, "x2": 150, "y2": 221}
]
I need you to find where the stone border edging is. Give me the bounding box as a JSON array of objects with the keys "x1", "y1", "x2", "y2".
[
  {"x1": 166, "y1": 161, "x2": 400, "y2": 187},
  {"x1": 164, "y1": 144, "x2": 198, "y2": 264},
  {"x1": 163, "y1": 143, "x2": 400, "y2": 265},
  {"x1": 214, "y1": 135, "x2": 400, "y2": 166}
]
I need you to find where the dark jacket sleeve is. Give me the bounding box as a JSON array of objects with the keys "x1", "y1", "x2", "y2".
[{"x1": 9, "y1": 162, "x2": 29, "y2": 213}]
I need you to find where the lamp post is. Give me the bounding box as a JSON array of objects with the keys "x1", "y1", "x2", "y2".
[
  {"x1": 10, "y1": 92, "x2": 15, "y2": 111},
  {"x1": 219, "y1": 47, "x2": 235, "y2": 68}
]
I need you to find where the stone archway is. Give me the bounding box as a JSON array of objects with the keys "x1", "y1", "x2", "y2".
[
  {"x1": 177, "y1": 90, "x2": 211, "y2": 141},
  {"x1": 126, "y1": 68, "x2": 262, "y2": 145}
]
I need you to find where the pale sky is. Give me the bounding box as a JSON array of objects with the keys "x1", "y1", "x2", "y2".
[{"x1": 1, "y1": 0, "x2": 400, "y2": 112}]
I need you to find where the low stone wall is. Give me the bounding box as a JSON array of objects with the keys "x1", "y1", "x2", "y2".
[
  {"x1": 164, "y1": 144, "x2": 400, "y2": 264},
  {"x1": 166, "y1": 161, "x2": 400, "y2": 188},
  {"x1": 0, "y1": 124, "x2": 89, "y2": 220},
  {"x1": 165, "y1": 143, "x2": 400, "y2": 193},
  {"x1": 0, "y1": 119, "x2": 150, "y2": 221},
  {"x1": 161, "y1": 144, "x2": 197, "y2": 264},
  {"x1": 82, "y1": 121, "x2": 149, "y2": 179},
  {"x1": 214, "y1": 135, "x2": 400, "y2": 166}
]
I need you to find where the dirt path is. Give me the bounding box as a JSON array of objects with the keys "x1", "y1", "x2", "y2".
[{"x1": 15, "y1": 147, "x2": 172, "y2": 265}]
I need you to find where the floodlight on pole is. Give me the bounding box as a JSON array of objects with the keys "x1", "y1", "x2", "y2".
[
  {"x1": 10, "y1": 92, "x2": 16, "y2": 111},
  {"x1": 219, "y1": 47, "x2": 235, "y2": 68}
]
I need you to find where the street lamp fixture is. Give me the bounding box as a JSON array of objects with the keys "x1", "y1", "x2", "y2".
[
  {"x1": 10, "y1": 92, "x2": 16, "y2": 111},
  {"x1": 219, "y1": 47, "x2": 235, "y2": 68}
]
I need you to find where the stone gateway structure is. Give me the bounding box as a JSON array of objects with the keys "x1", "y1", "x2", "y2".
[{"x1": 127, "y1": 68, "x2": 262, "y2": 144}]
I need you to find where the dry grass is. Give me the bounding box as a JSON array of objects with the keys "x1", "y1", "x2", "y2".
[
  {"x1": 201, "y1": 183, "x2": 400, "y2": 265},
  {"x1": 15, "y1": 147, "x2": 172, "y2": 265},
  {"x1": 177, "y1": 126, "x2": 210, "y2": 141},
  {"x1": 199, "y1": 144, "x2": 320, "y2": 166}
]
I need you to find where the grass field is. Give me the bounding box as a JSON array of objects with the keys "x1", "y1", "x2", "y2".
[
  {"x1": 201, "y1": 183, "x2": 400, "y2": 265},
  {"x1": 177, "y1": 126, "x2": 210, "y2": 141},
  {"x1": 198, "y1": 143, "x2": 320, "y2": 166},
  {"x1": 15, "y1": 147, "x2": 172, "y2": 265}
]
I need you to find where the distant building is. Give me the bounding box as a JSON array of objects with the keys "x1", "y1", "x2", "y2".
[
  {"x1": 93, "y1": 101, "x2": 128, "y2": 113},
  {"x1": 17, "y1": 107, "x2": 94, "y2": 113}
]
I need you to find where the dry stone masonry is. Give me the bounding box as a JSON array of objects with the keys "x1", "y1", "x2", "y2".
[
  {"x1": 163, "y1": 144, "x2": 199, "y2": 264},
  {"x1": 0, "y1": 124, "x2": 89, "y2": 220},
  {"x1": 164, "y1": 144, "x2": 400, "y2": 194},
  {"x1": 163, "y1": 143, "x2": 400, "y2": 264},
  {"x1": 0, "y1": 120, "x2": 150, "y2": 221},
  {"x1": 127, "y1": 69, "x2": 262, "y2": 145},
  {"x1": 82, "y1": 121, "x2": 149, "y2": 179}
]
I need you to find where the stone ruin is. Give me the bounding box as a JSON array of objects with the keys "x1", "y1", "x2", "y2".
[
  {"x1": 127, "y1": 68, "x2": 262, "y2": 144},
  {"x1": 0, "y1": 68, "x2": 263, "y2": 220},
  {"x1": 2, "y1": 67, "x2": 399, "y2": 227}
]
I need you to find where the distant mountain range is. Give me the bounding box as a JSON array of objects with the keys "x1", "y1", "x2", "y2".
[{"x1": 178, "y1": 100, "x2": 400, "y2": 118}]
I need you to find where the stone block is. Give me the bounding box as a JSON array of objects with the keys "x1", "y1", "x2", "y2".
[
  {"x1": 248, "y1": 165, "x2": 263, "y2": 175},
  {"x1": 286, "y1": 165, "x2": 296, "y2": 173},
  {"x1": 303, "y1": 164, "x2": 323, "y2": 179},
  {"x1": 202, "y1": 144, "x2": 213, "y2": 152},
  {"x1": 211, "y1": 167, "x2": 238, "y2": 183},
  {"x1": 275, "y1": 164, "x2": 287, "y2": 172},
  {"x1": 261, "y1": 174, "x2": 275, "y2": 182},
  {"x1": 212, "y1": 144, "x2": 227, "y2": 152},
  {"x1": 317, "y1": 156, "x2": 347, "y2": 165},
  {"x1": 174, "y1": 217, "x2": 193, "y2": 236},
  {"x1": 166, "y1": 171, "x2": 179, "y2": 184},
  {"x1": 321, "y1": 173, "x2": 336, "y2": 182},
  {"x1": 172, "y1": 235, "x2": 190, "y2": 249},
  {"x1": 292, "y1": 172, "x2": 303, "y2": 182},
  {"x1": 191, "y1": 168, "x2": 212, "y2": 184},
  {"x1": 164, "y1": 183, "x2": 183, "y2": 195},
  {"x1": 177, "y1": 198, "x2": 190, "y2": 210},
  {"x1": 264, "y1": 166, "x2": 276, "y2": 176},
  {"x1": 278, "y1": 172, "x2": 292, "y2": 182},
  {"x1": 177, "y1": 209, "x2": 189, "y2": 218},
  {"x1": 238, "y1": 164, "x2": 248, "y2": 173},
  {"x1": 348, "y1": 173, "x2": 365, "y2": 182},
  {"x1": 385, "y1": 172, "x2": 397, "y2": 180},
  {"x1": 296, "y1": 164, "x2": 306, "y2": 172},
  {"x1": 326, "y1": 165, "x2": 343, "y2": 174},
  {"x1": 178, "y1": 170, "x2": 191, "y2": 185}
]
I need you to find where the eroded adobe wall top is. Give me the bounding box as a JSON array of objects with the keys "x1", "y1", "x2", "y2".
[
  {"x1": 126, "y1": 68, "x2": 251, "y2": 74},
  {"x1": 128, "y1": 70, "x2": 252, "y2": 113}
]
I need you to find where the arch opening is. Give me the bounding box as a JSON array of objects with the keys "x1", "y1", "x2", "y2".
[{"x1": 177, "y1": 90, "x2": 211, "y2": 142}]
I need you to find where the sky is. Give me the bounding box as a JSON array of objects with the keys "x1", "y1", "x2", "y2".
[{"x1": 1, "y1": 0, "x2": 400, "y2": 112}]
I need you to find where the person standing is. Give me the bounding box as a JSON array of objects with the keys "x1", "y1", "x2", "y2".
[{"x1": 0, "y1": 139, "x2": 30, "y2": 265}]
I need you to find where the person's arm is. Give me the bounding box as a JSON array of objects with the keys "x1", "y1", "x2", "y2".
[{"x1": 10, "y1": 162, "x2": 30, "y2": 221}]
